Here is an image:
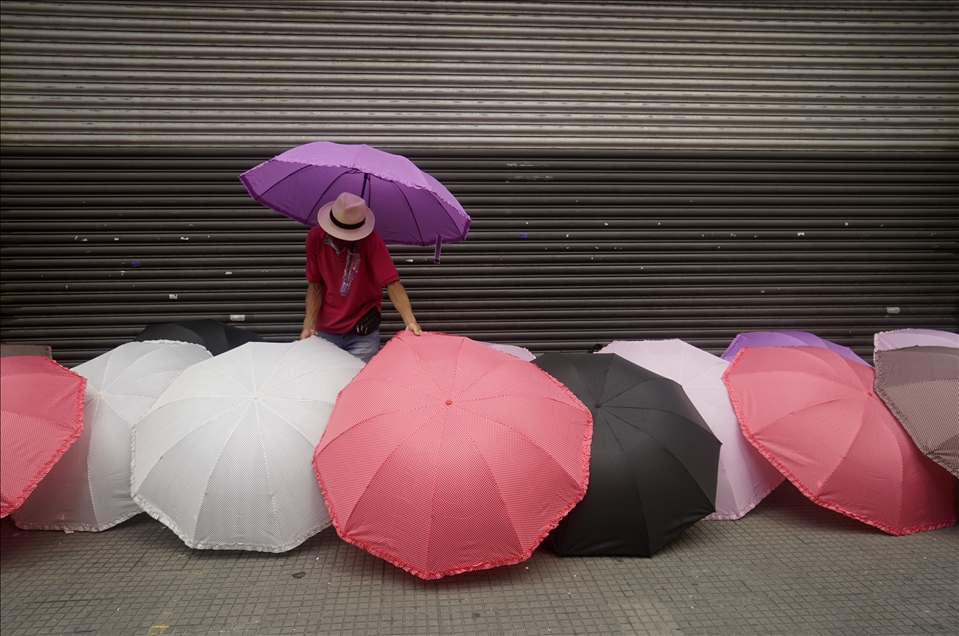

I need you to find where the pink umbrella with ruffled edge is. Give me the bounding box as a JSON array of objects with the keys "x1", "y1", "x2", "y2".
[
  {"x1": 1, "y1": 356, "x2": 86, "y2": 517},
  {"x1": 722, "y1": 346, "x2": 955, "y2": 535},
  {"x1": 314, "y1": 332, "x2": 592, "y2": 579}
]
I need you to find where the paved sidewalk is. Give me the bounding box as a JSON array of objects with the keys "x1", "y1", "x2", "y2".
[{"x1": 1, "y1": 482, "x2": 956, "y2": 636}]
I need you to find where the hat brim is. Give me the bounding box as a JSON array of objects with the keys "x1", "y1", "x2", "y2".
[{"x1": 317, "y1": 201, "x2": 375, "y2": 241}]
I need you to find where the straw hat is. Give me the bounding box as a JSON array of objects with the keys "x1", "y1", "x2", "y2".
[{"x1": 317, "y1": 192, "x2": 375, "y2": 241}]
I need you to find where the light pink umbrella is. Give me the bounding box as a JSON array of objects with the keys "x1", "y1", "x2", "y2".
[
  {"x1": 600, "y1": 339, "x2": 784, "y2": 519},
  {"x1": 874, "y1": 328, "x2": 958, "y2": 352},
  {"x1": 1, "y1": 356, "x2": 86, "y2": 517},
  {"x1": 314, "y1": 332, "x2": 592, "y2": 579},
  {"x1": 722, "y1": 346, "x2": 955, "y2": 535}
]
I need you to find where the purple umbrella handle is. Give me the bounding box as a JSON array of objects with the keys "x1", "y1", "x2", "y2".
[{"x1": 434, "y1": 235, "x2": 443, "y2": 264}]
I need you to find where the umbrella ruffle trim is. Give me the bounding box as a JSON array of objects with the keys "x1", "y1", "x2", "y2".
[
  {"x1": 0, "y1": 367, "x2": 87, "y2": 518},
  {"x1": 12, "y1": 507, "x2": 142, "y2": 533},
  {"x1": 132, "y1": 490, "x2": 332, "y2": 552},
  {"x1": 722, "y1": 350, "x2": 956, "y2": 536},
  {"x1": 315, "y1": 357, "x2": 594, "y2": 580}
]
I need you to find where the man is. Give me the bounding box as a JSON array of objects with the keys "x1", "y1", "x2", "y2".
[{"x1": 300, "y1": 191, "x2": 421, "y2": 362}]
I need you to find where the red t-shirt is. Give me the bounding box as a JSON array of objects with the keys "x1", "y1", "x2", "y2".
[{"x1": 306, "y1": 227, "x2": 400, "y2": 334}]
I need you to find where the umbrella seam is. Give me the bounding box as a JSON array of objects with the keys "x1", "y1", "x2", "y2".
[
  {"x1": 338, "y1": 405, "x2": 445, "y2": 532},
  {"x1": 190, "y1": 400, "x2": 255, "y2": 540},
  {"x1": 604, "y1": 408, "x2": 720, "y2": 505},
  {"x1": 254, "y1": 401, "x2": 284, "y2": 544},
  {"x1": 451, "y1": 408, "x2": 525, "y2": 554},
  {"x1": 386, "y1": 178, "x2": 425, "y2": 243},
  {"x1": 454, "y1": 402, "x2": 586, "y2": 487}
]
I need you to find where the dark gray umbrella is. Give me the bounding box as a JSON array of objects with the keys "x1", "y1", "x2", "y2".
[
  {"x1": 875, "y1": 346, "x2": 959, "y2": 478},
  {"x1": 534, "y1": 352, "x2": 720, "y2": 557},
  {"x1": 135, "y1": 320, "x2": 263, "y2": 356}
]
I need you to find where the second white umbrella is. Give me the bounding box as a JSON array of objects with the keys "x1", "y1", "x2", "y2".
[{"x1": 132, "y1": 338, "x2": 364, "y2": 552}]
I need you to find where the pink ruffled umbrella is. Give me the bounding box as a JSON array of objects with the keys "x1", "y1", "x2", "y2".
[
  {"x1": 314, "y1": 332, "x2": 592, "y2": 579},
  {"x1": 722, "y1": 346, "x2": 955, "y2": 535},
  {"x1": 1, "y1": 356, "x2": 86, "y2": 517}
]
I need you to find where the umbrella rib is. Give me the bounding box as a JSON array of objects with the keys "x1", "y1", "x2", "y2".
[
  {"x1": 604, "y1": 409, "x2": 714, "y2": 495},
  {"x1": 190, "y1": 401, "x2": 254, "y2": 539},
  {"x1": 396, "y1": 339, "x2": 446, "y2": 394},
  {"x1": 455, "y1": 401, "x2": 584, "y2": 484},
  {"x1": 254, "y1": 402, "x2": 283, "y2": 537},
  {"x1": 255, "y1": 163, "x2": 314, "y2": 204},
  {"x1": 257, "y1": 399, "x2": 331, "y2": 446},
  {"x1": 450, "y1": 358, "x2": 519, "y2": 399},
  {"x1": 387, "y1": 180, "x2": 425, "y2": 244},
  {"x1": 451, "y1": 408, "x2": 524, "y2": 551},
  {"x1": 342, "y1": 406, "x2": 445, "y2": 530},
  {"x1": 309, "y1": 170, "x2": 359, "y2": 223}
]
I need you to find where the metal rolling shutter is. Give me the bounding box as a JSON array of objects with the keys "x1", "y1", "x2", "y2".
[{"x1": 2, "y1": 1, "x2": 957, "y2": 367}]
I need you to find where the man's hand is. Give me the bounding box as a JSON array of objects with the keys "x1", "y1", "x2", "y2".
[
  {"x1": 300, "y1": 327, "x2": 317, "y2": 340},
  {"x1": 405, "y1": 322, "x2": 422, "y2": 336}
]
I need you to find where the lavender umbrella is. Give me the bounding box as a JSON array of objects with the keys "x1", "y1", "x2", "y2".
[
  {"x1": 721, "y1": 331, "x2": 870, "y2": 367},
  {"x1": 239, "y1": 142, "x2": 470, "y2": 262},
  {"x1": 874, "y1": 329, "x2": 959, "y2": 352}
]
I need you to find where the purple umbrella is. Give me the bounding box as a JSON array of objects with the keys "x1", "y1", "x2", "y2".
[
  {"x1": 721, "y1": 331, "x2": 871, "y2": 367},
  {"x1": 239, "y1": 142, "x2": 470, "y2": 262}
]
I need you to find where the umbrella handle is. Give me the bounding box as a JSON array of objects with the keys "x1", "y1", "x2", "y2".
[{"x1": 434, "y1": 235, "x2": 442, "y2": 264}]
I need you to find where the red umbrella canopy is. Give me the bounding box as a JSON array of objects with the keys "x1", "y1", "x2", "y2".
[
  {"x1": 314, "y1": 332, "x2": 592, "y2": 580},
  {"x1": 1, "y1": 356, "x2": 86, "y2": 517},
  {"x1": 722, "y1": 346, "x2": 955, "y2": 536}
]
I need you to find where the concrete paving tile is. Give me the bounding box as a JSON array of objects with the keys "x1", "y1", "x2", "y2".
[{"x1": 2, "y1": 482, "x2": 957, "y2": 635}]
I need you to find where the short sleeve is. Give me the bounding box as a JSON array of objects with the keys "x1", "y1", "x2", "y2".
[
  {"x1": 364, "y1": 231, "x2": 400, "y2": 287},
  {"x1": 305, "y1": 226, "x2": 325, "y2": 284}
]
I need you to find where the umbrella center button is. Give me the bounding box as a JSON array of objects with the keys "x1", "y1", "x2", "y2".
[{"x1": 445, "y1": 399, "x2": 453, "y2": 406}]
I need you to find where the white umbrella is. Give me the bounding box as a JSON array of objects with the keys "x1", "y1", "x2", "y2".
[
  {"x1": 599, "y1": 339, "x2": 785, "y2": 520},
  {"x1": 12, "y1": 341, "x2": 211, "y2": 531},
  {"x1": 874, "y1": 328, "x2": 958, "y2": 352},
  {"x1": 478, "y1": 341, "x2": 536, "y2": 361},
  {"x1": 132, "y1": 337, "x2": 364, "y2": 552}
]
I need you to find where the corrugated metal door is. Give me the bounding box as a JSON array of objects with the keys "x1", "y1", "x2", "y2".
[{"x1": 2, "y1": 2, "x2": 957, "y2": 366}]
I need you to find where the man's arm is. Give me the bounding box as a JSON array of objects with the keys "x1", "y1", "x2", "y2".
[
  {"x1": 300, "y1": 282, "x2": 323, "y2": 339},
  {"x1": 386, "y1": 280, "x2": 422, "y2": 335}
]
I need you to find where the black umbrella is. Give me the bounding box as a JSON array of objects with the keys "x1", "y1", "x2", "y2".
[
  {"x1": 534, "y1": 352, "x2": 720, "y2": 557},
  {"x1": 135, "y1": 320, "x2": 263, "y2": 356}
]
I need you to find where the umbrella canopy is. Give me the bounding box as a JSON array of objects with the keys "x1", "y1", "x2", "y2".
[
  {"x1": 314, "y1": 332, "x2": 592, "y2": 579},
  {"x1": 875, "y1": 346, "x2": 959, "y2": 478},
  {"x1": 874, "y1": 328, "x2": 959, "y2": 352},
  {"x1": 723, "y1": 346, "x2": 955, "y2": 535},
  {"x1": 239, "y1": 141, "x2": 470, "y2": 258},
  {"x1": 136, "y1": 320, "x2": 263, "y2": 356},
  {"x1": 12, "y1": 342, "x2": 211, "y2": 531},
  {"x1": 599, "y1": 339, "x2": 784, "y2": 520},
  {"x1": 722, "y1": 331, "x2": 870, "y2": 367},
  {"x1": 1, "y1": 356, "x2": 86, "y2": 517},
  {"x1": 534, "y1": 352, "x2": 721, "y2": 556},
  {"x1": 132, "y1": 338, "x2": 364, "y2": 552}
]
